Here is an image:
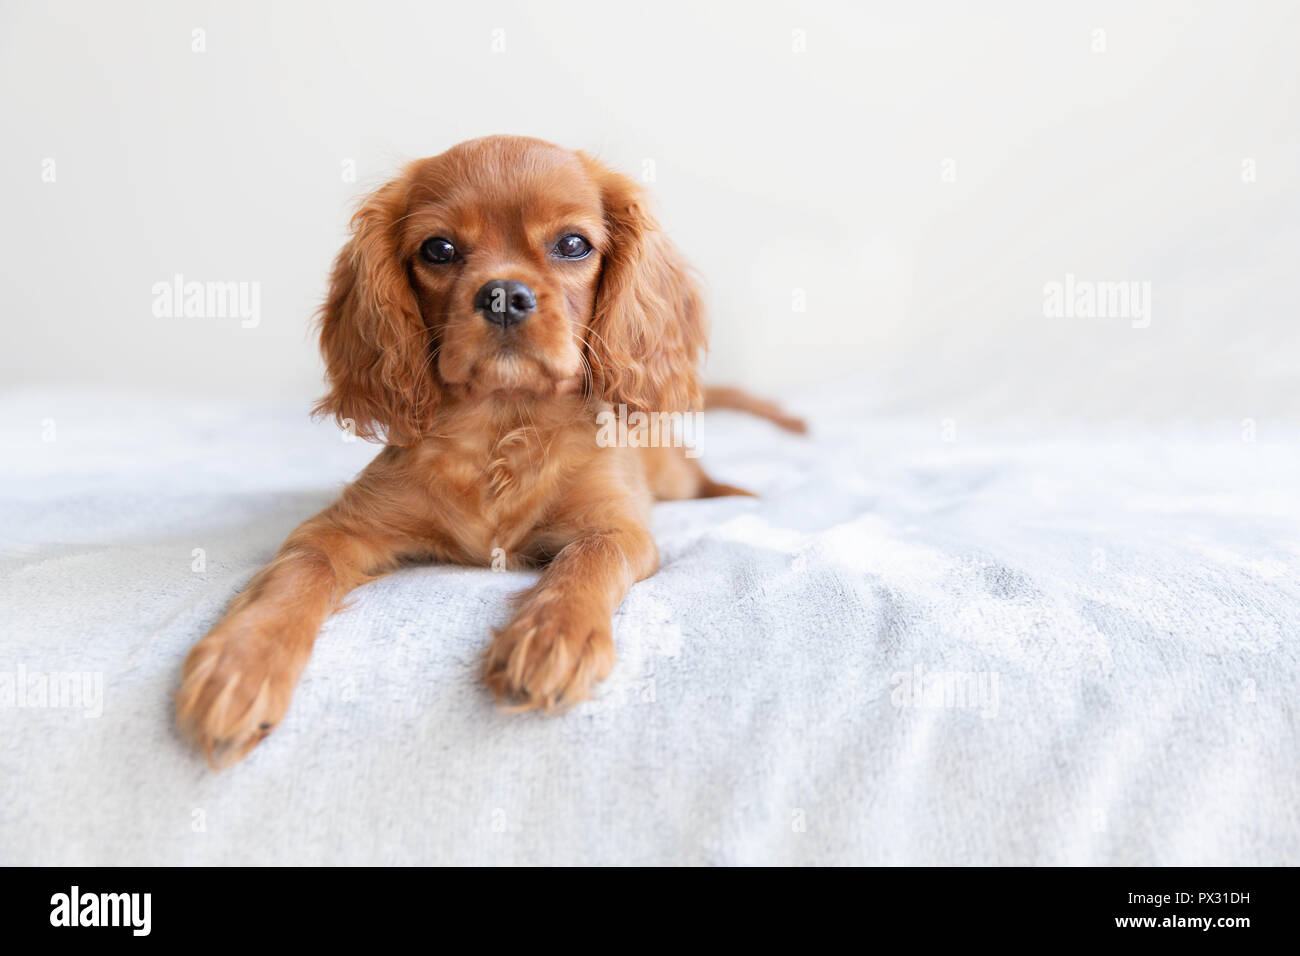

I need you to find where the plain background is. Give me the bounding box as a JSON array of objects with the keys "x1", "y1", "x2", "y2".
[{"x1": 2, "y1": 0, "x2": 1298, "y2": 423}]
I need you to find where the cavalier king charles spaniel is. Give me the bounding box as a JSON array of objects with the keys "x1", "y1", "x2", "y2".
[{"x1": 177, "y1": 135, "x2": 804, "y2": 767}]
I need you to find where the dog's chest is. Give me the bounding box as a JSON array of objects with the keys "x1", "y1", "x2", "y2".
[{"x1": 423, "y1": 425, "x2": 565, "y2": 562}]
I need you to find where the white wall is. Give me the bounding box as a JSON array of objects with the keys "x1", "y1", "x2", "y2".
[{"x1": 3, "y1": 0, "x2": 1298, "y2": 422}]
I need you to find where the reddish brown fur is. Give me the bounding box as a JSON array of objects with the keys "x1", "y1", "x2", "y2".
[{"x1": 176, "y1": 136, "x2": 804, "y2": 767}]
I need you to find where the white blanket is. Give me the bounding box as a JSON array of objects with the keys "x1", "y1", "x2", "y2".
[{"x1": 1, "y1": 384, "x2": 1297, "y2": 865}]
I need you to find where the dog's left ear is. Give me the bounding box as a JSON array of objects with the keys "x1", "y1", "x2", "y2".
[
  {"x1": 580, "y1": 154, "x2": 708, "y2": 415},
  {"x1": 313, "y1": 170, "x2": 440, "y2": 446}
]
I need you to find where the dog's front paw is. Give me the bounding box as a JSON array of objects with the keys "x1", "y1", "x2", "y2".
[
  {"x1": 484, "y1": 590, "x2": 615, "y2": 712},
  {"x1": 176, "y1": 617, "x2": 305, "y2": 768}
]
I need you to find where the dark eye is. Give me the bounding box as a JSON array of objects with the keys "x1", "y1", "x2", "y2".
[
  {"x1": 553, "y1": 234, "x2": 591, "y2": 259},
  {"x1": 420, "y1": 237, "x2": 456, "y2": 264}
]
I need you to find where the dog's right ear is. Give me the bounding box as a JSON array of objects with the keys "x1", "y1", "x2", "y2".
[
  {"x1": 313, "y1": 174, "x2": 439, "y2": 446},
  {"x1": 578, "y1": 153, "x2": 708, "y2": 417}
]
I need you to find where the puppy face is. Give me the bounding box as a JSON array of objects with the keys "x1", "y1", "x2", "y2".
[
  {"x1": 402, "y1": 140, "x2": 607, "y2": 399},
  {"x1": 315, "y1": 135, "x2": 707, "y2": 445}
]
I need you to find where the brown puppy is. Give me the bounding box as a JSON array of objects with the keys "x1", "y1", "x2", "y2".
[{"x1": 176, "y1": 135, "x2": 802, "y2": 767}]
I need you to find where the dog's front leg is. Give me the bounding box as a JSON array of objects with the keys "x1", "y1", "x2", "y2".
[
  {"x1": 176, "y1": 510, "x2": 402, "y2": 767},
  {"x1": 485, "y1": 520, "x2": 658, "y2": 711}
]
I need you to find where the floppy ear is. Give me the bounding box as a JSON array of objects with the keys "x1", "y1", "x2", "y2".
[
  {"x1": 581, "y1": 155, "x2": 708, "y2": 414},
  {"x1": 313, "y1": 175, "x2": 438, "y2": 446}
]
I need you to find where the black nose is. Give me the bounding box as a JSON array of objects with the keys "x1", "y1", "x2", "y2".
[{"x1": 475, "y1": 279, "x2": 536, "y2": 328}]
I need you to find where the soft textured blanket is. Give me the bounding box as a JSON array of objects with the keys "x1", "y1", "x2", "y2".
[{"x1": 1, "y1": 384, "x2": 1297, "y2": 865}]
